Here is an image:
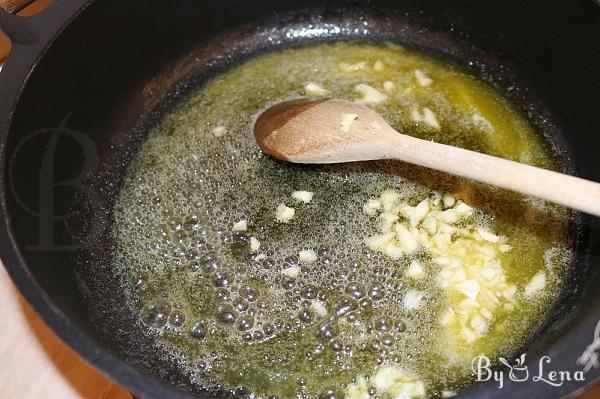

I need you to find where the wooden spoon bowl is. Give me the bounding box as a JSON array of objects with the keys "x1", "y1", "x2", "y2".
[{"x1": 254, "y1": 98, "x2": 600, "y2": 217}]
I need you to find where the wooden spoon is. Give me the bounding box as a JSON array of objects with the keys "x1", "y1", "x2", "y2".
[{"x1": 254, "y1": 98, "x2": 600, "y2": 217}]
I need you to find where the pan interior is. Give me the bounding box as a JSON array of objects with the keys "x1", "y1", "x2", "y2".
[{"x1": 92, "y1": 38, "x2": 576, "y2": 398}]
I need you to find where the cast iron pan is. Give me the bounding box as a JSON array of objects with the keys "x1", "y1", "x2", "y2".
[{"x1": 1, "y1": 1, "x2": 600, "y2": 398}]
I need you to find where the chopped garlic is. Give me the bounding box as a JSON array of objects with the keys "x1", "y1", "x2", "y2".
[
  {"x1": 354, "y1": 83, "x2": 388, "y2": 106},
  {"x1": 411, "y1": 107, "x2": 441, "y2": 129},
  {"x1": 470, "y1": 313, "x2": 488, "y2": 335},
  {"x1": 438, "y1": 209, "x2": 460, "y2": 224},
  {"x1": 406, "y1": 260, "x2": 424, "y2": 279},
  {"x1": 455, "y1": 202, "x2": 474, "y2": 216},
  {"x1": 299, "y1": 249, "x2": 317, "y2": 263},
  {"x1": 477, "y1": 228, "x2": 500, "y2": 243},
  {"x1": 461, "y1": 326, "x2": 477, "y2": 343},
  {"x1": 422, "y1": 107, "x2": 440, "y2": 129},
  {"x1": 372, "y1": 366, "x2": 425, "y2": 398},
  {"x1": 345, "y1": 377, "x2": 369, "y2": 399},
  {"x1": 310, "y1": 300, "x2": 328, "y2": 316},
  {"x1": 380, "y1": 212, "x2": 400, "y2": 229},
  {"x1": 422, "y1": 216, "x2": 437, "y2": 235},
  {"x1": 414, "y1": 69, "x2": 433, "y2": 86},
  {"x1": 525, "y1": 271, "x2": 546, "y2": 297},
  {"x1": 364, "y1": 191, "x2": 515, "y2": 346},
  {"x1": 380, "y1": 189, "x2": 400, "y2": 206},
  {"x1": 442, "y1": 391, "x2": 458, "y2": 398},
  {"x1": 395, "y1": 224, "x2": 419, "y2": 253},
  {"x1": 383, "y1": 80, "x2": 395, "y2": 93},
  {"x1": 480, "y1": 308, "x2": 493, "y2": 320},
  {"x1": 472, "y1": 113, "x2": 494, "y2": 133},
  {"x1": 363, "y1": 198, "x2": 382, "y2": 216},
  {"x1": 439, "y1": 308, "x2": 456, "y2": 326},
  {"x1": 340, "y1": 113, "x2": 359, "y2": 132},
  {"x1": 232, "y1": 219, "x2": 247, "y2": 231},
  {"x1": 281, "y1": 265, "x2": 300, "y2": 278},
  {"x1": 480, "y1": 267, "x2": 500, "y2": 282},
  {"x1": 275, "y1": 203, "x2": 295, "y2": 222},
  {"x1": 403, "y1": 289, "x2": 424, "y2": 310},
  {"x1": 255, "y1": 253, "x2": 266, "y2": 261},
  {"x1": 338, "y1": 61, "x2": 367, "y2": 73},
  {"x1": 401, "y1": 199, "x2": 430, "y2": 227},
  {"x1": 457, "y1": 279, "x2": 481, "y2": 299},
  {"x1": 442, "y1": 194, "x2": 456, "y2": 208},
  {"x1": 384, "y1": 243, "x2": 405, "y2": 259},
  {"x1": 450, "y1": 268, "x2": 467, "y2": 283},
  {"x1": 212, "y1": 126, "x2": 227, "y2": 137},
  {"x1": 249, "y1": 236, "x2": 260, "y2": 252},
  {"x1": 373, "y1": 59, "x2": 384, "y2": 71},
  {"x1": 366, "y1": 231, "x2": 396, "y2": 250},
  {"x1": 291, "y1": 191, "x2": 314, "y2": 203},
  {"x1": 304, "y1": 82, "x2": 329, "y2": 96}
]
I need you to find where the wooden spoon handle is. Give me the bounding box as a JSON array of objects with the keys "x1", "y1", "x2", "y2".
[{"x1": 385, "y1": 133, "x2": 600, "y2": 217}]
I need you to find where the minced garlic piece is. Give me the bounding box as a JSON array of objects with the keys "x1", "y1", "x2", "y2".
[
  {"x1": 212, "y1": 126, "x2": 227, "y2": 137},
  {"x1": 401, "y1": 199, "x2": 430, "y2": 227},
  {"x1": 395, "y1": 224, "x2": 419, "y2": 253},
  {"x1": 411, "y1": 107, "x2": 441, "y2": 129},
  {"x1": 456, "y1": 279, "x2": 480, "y2": 300},
  {"x1": 373, "y1": 59, "x2": 384, "y2": 71},
  {"x1": 524, "y1": 271, "x2": 546, "y2": 297},
  {"x1": 291, "y1": 190, "x2": 314, "y2": 203},
  {"x1": 232, "y1": 219, "x2": 247, "y2": 231},
  {"x1": 304, "y1": 82, "x2": 329, "y2": 96},
  {"x1": 442, "y1": 194, "x2": 456, "y2": 208},
  {"x1": 472, "y1": 113, "x2": 494, "y2": 133},
  {"x1": 275, "y1": 203, "x2": 295, "y2": 222},
  {"x1": 281, "y1": 265, "x2": 300, "y2": 278},
  {"x1": 477, "y1": 228, "x2": 499, "y2": 243},
  {"x1": 406, "y1": 260, "x2": 424, "y2": 279},
  {"x1": 372, "y1": 366, "x2": 425, "y2": 398},
  {"x1": 249, "y1": 236, "x2": 260, "y2": 252},
  {"x1": 403, "y1": 289, "x2": 424, "y2": 310},
  {"x1": 422, "y1": 216, "x2": 437, "y2": 235},
  {"x1": 338, "y1": 61, "x2": 367, "y2": 73},
  {"x1": 310, "y1": 300, "x2": 328, "y2": 316},
  {"x1": 354, "y1": 83, "x2": 388, "y2": 106},
  {"x1": 414, "y1": 69, "x2": 433, "y2": 86},
  {"x1": 383, "y1": 80, "x2": 395, "y2": 93},
  {"x1": 340, "y1": 113, "x2": 359, "y2": 132},
  {"x1": 255, "y1": 253, "x2": 266, "y2": 261},
  {"x1": 362, "y1": 198, "x2": 382, "y2": 216},
  {"x1": 345, "y1": 377, "x2": 369, "y2": 399},
  {"x1": 299, "y1": 249, "x2": 317, "y2": 263}
]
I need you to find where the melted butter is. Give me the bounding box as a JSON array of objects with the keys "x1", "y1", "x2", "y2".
[{"x1": 114, "y1": 41, "x2": 573, "y2": 398}]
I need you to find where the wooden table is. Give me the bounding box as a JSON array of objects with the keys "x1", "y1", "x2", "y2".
[{"x1": 0, "y1": 263, "x2": 132, "y2": 399}]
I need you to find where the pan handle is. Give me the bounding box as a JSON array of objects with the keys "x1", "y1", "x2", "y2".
[
  {"x1": 0, "y1": 0, "x2": 36, "y2": 14},
  {"x1": 0, "y1": 0, "x2": 38, "y2": 45}
]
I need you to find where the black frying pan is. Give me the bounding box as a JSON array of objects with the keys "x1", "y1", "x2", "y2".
[{"x1": 1, "y1": 1, "x2": 600, "y2": 398}]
